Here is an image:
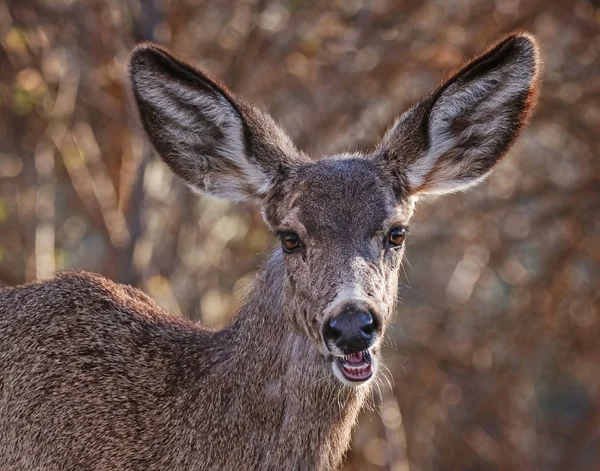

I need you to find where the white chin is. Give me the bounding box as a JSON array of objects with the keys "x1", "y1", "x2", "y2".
[{"x1": 331, "y1": 354, "x2": 377, "y2": 388}]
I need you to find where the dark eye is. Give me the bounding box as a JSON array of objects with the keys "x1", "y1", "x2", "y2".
[
  {"x1": 387, "y1": 226, "x2": 407, "y2": 248},
  {"x1": 279, "y1": 231, "x2": 302, "y2": 253}
]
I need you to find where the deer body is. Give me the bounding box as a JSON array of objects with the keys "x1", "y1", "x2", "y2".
[
  {"x1": 0, "y1": 34, "x2": 540, "y2": 470},
  {"x1": 0, "y1": 257, "x2": 363, "y2": 470}
]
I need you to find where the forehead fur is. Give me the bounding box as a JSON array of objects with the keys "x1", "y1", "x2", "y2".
[{"x1": 279, "y1": 157, "x2": 408, "y2": 238}]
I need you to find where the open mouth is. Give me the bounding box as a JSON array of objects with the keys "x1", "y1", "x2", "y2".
[{"x1": 336, "y1": 350, "x2": 373, "y2": 382}]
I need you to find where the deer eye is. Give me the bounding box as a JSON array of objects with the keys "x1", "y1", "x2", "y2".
[
  {"x1": 387, "y1": 226, "x2": 407, "y2": 248},
  {"x1": 279, "y1": 231, "x2": 302, "y2": 253}
]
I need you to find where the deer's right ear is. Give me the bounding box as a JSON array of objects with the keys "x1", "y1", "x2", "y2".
[{"x1": 129, "y1": 43, "x2": 302, "y2": 202}]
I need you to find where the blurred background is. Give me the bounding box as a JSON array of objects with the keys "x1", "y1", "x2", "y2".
[{"x1": 1, "y1": 0, "x2": 599, "y2": 469}]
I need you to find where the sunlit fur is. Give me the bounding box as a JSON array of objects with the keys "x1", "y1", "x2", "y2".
[{"x1": 0, "y1": 33, "x2": 540, "y2": 470}]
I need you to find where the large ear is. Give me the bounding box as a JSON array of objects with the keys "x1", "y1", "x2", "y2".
[
  {"x1": 129, "y1": 43, "x2": 304, "y2": 201},
  {"x1": 375, "y1": 33, "x2": 541, "y2": 196}
]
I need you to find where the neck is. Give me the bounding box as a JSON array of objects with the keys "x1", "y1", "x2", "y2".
[{"x1": 214, "y1": 250, "x2": 370, "y2": 468}]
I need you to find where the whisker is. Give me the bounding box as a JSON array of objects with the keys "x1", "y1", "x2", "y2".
[{"x1": 379, "y1": 362, "x2": 396, "y2": 388}]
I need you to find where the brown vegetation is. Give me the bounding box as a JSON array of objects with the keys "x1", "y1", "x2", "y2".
[{"x1": 0, "y1": 0, "x2": 598, "y2": 469}]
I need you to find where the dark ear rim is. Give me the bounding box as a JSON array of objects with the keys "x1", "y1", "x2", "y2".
[
  {"x1": 375, "y1": 32, "x2": 542, "y2": 198},
  {"x1": 428, "y1": 31, "x2": 542, "y2": 141},
  {"x1": 128, "y1": 41, "x2": 246, "y2": 126},
  {"x1": 127, "y1": 42, "x2": 308, "y2": 203},
  {"x1": 127, "y1": 42, "x2": 251, "y2": 197}
]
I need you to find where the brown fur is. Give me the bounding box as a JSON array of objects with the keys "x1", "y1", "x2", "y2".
[
  {"x1": 0, "y1": 33, "x2": 541, "y2": 470},
  {"x1": 0, "y1": 267, "x2": 364, "y2": 470}
]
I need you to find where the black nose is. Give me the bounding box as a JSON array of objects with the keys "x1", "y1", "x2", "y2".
[{"x1": 323, "y1": 309, "x2": 378, "y2": 354}]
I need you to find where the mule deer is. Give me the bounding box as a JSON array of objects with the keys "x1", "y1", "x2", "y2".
[{"x1": 0, "y1": 33, "x2": 540, "y2": 470}]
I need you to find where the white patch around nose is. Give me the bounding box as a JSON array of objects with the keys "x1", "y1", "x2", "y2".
[{"x1": 323, "y1": 284, "x2": 371, "y2": 318}]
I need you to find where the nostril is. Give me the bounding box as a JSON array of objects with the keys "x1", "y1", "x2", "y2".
[
  {"x1": 359, "y1": 313, "x2": 376, "y2": 336},
  {"x1": 361, "y1": 322, "x2": 375, "y2": 336},
  {"x1": 323, "y1": 319, "x2": 342, "y2": 339}
]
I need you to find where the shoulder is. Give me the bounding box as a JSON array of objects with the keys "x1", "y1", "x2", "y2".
[{"x1": 2, "y1": 271, "x2": 186, "y2": 326}]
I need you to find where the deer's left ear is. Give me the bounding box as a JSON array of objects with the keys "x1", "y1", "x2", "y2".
[{"x1": 375, "y1": 33, "x2": 541, "y2": 196}]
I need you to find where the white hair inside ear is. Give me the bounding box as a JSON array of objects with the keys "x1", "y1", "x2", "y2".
[
  {"x1": 376, "y1": 33, "x2": 540, "y2": 196},
  {"x1": 129, "y1": 43, "x2": 304, "y2": 203}
]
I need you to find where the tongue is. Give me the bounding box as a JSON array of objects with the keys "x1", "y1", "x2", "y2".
[{"x1": 346, "y1": 351, "x2": 363, "y2": 364}]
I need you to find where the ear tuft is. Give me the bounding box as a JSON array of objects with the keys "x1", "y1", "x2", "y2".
[{"x1": 376, "y1": 32, "x2": 541, "y2": 197}]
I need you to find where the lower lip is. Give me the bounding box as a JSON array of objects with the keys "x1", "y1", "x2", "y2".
[
  {"x1": 337, "y1": 350, "x2": 373, "y2": 382},
  {"x1": 340, "y1": 362, "x2": 373, "y2": 381}
]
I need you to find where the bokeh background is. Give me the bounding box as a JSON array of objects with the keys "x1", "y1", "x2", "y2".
[{"x1": 1, "y1": 0, "x2": 599, "y2": 469}]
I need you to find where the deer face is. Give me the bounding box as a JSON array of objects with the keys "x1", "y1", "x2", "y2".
[
  {"x1": 265, "y1": 158, "x2": 412, "y2": 385},
  {"x1": 129, "y1": 34, "x2": 540, "y2": 387}
]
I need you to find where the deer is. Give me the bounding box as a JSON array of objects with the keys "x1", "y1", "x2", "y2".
[{"x1": 0, "y1": 33, "x2": 540, "y2": 470}]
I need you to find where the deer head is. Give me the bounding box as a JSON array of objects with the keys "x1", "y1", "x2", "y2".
[{"x1": 129, "y1": 34, "x2": 540, "y2": 388}]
